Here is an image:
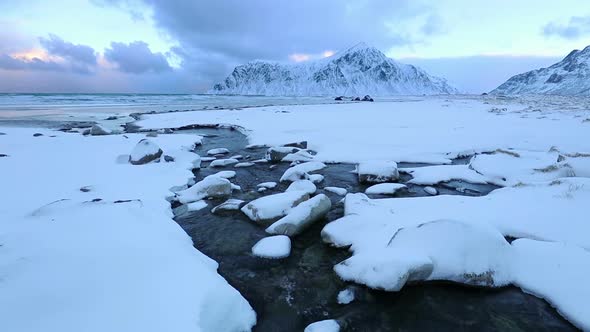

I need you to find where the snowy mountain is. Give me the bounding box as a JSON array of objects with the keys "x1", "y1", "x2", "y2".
[
  {"x1": 492, "y1": 45, "x2": 590, "y2": 96},
  {"x1": 210, "y1": 43, "x2": 458, "y2": 96}
]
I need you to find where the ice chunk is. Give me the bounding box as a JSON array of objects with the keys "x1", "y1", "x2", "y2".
[
  {"x1": 128, "y1": 139, "x2": 163, "y2": 165},
  {"x1": 207, "y1": 148, "x2": 230, "y2": 155},
  {"x1": 365, "y1": 183, "x2": 406, "y2": 195},
  {"x1": 241, "y1": 191, "x2": 310, "y2": 223},
  {"x1": 286, "y1": 180, "x2": 317, "y2": 195},
  {"x1": 304, "y1": 319, "x2": 340, "y2": 332},
  {"x1": 176, "y1": 176, "x2": 232, "y2": 203},
  {"x1": 251, "y1": 235, "x2": 291, "y2": 259},
  {"x1": 209, "y1": 158, "x2": 239, "y2": 167},
  {"x1": 211, "y1": 199, "x2": 245, "y2": 214},
  {"x1": 266, "y1": 194, "x2": 332, "y2": 237},
  {"x1": 324, "y1": 187, "x2": 347, "y2": 196},
  {"x1": 280, "y1": 161, "x2": 326, "y2": 182},
  {"x1": 358, "y1": 161, "x2": 399, "y2": 183},
  {"x1": 235, "y1": 162, "x2": 255, "y2": 168}
]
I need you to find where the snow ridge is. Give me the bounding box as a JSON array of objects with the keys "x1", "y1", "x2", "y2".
[
  {"x1": 210, "y1": 42, "x2": 458, "y2": 96},
  {"x1": 492, "y1": 45, "x2": 590, "y2": 96}
]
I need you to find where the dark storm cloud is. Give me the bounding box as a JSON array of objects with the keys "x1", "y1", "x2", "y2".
[
  {"x1": 101, "y1": 0, "x2": 440, "y2": 84},
  {"x1": 39, "y1": 34, "x2": 98, "y2": 65},
  {"x1": 104, "y1": 41, "x2": 172, "y2": 74},
  {"x1": 543, "y1": 16, "x2": 590, "y2": 39}
]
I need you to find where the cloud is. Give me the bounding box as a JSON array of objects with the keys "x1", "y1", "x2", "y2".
[
  {"x1": 104, "y1": 41, "x2": 172, "y2": 73},
  {"x1": 0, "y1": 54, "x2": 64, "y2": 72},
  {"x1": 39, "y1": 34, "x2": 97, "y2": 65},
  {"x1": 543, "y1": 16, "x2": 590, "y2": 39},
  {"x1": 99, "y1": 0, "x2": 441, "y2": 85}
]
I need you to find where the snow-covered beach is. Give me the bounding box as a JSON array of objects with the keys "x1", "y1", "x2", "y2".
[{"x1": 1, "y1": 94, "x2": 589, "y2": 331}]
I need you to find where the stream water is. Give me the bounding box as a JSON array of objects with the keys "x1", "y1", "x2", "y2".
[{"x1": 171, "y1": 128, "x2": 576, "y2": 331}]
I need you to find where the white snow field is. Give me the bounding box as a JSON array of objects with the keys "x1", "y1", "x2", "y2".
[
  {"x1": 135, "y1": 96, "x2": 590, "y2": 329},
  {"x1": 2, "y1": 95, "x2": 590, "y2": 331},
  {"x1": 0, "y1": 128, "x2": 256, "y2": 332}
]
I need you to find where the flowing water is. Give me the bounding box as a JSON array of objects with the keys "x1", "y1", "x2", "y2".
[{"x1": 171, "y1": 128, "x2": 576, "y2": 331}]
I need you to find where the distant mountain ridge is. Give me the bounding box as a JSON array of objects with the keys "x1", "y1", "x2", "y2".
[
  {"x1": 492, "y1": 45, "x2": 590, "y2": 96},
  {"x1": 209, "y1": 42, "x2": 458, "y2": 96}
]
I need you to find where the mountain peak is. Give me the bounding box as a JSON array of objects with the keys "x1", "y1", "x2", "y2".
[
  {"x1": 210, "y1": 44, "x2": 457, "y2": 96},
  {"x1": 491, "y1": 44, "x2": 590, "y2": 96}
]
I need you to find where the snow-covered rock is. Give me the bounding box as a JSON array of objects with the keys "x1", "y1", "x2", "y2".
[
  {"x1": 286, "y1": 180, "x2": 317, "y2": 195},
  {"x1": 187, "y1": 200, "x2": 208, "y2": 211},
  {"x1": 234, "y1": 162, "x2": 254, "y2": 168},
  {"x1": 324, "y1": 187, "x2": 348, "y2": 196},
  {"x1": 241, "y1": 191, "x2": 310, "y2": 223},
  {"x1": 492, "y1": 45, "x2": 590, "y2": 96},
  {"x1": 334, "y1": 220, "x2": 512, "y2": 291},
  {"x1": 128, "y1": 139, "x2": 163, "y2": 165},
  {"x1": 210, "y1": 42, "x2": 457, "y2": 96},
  {"x1": 266, "y1": 194, "x2": 332, "y2": 237},
  {"x1": 266, "y1": 146, "x2": 299, "y2": 162},
  {"x1": 358, "y1": 161, "x2": 399, "y2": 183},
  {"x1": 176, "y1": 176, "x2": 232, "y2": 203},
  {"x1": 205, "y1": 170, "x2": 236, "y2": 180},
  {"x1": 89, "y1": 124, "x2": 111, "y2": 136},
  {"x1": 309, "y1": 173, "x2": 325, "y2": 184},
  {"x1": 304, "y1": 319, "x2": 340, "y2": 332},
  {"x1": 365, "y1": 183, "x2": 406, "y2": 195},
  {"x1": 404, "y1": 164, "x2": 488, "y2": 185},
  {"x1": 257, "y1": 182, "x2": 277, "y2": 190},
  {"x1": 211, "y1": 199, "x2": 245, "y2": 214},
  {"x1": 209, "y1": 158, "x2": 239, "y2": 167},
  {"x1": 424, "y1": 186, "x2": 438, "y2": 195},
  {"x1": 207, "y1": 148, "x2": 229, "y2": 156},
  {"x1": 282, "y1": 150, "x2": 314, "y2": 163},
  {"x1": 337, "y1": 288, "x2": 355, "y2": 305},
  {"x1": 280, "y1": 161, "x2": 326, "y2": 182},
  {"x1": 251, "y1": 235, "x2": 291, "y2": 259}
]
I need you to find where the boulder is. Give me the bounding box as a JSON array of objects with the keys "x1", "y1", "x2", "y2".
[
  {"x1": 176, "y1": 176, "x2": 232, "y2": 203},
  {"x1": 362, "y1": 95, "x2": 374, "y2": 102},
  {"x1": 33, "y1": 133, "x2": 43, "y2": 137},
  {"x1": 266, "y1": 194, "x2": 332, "y2": 237},
  {"x1": 334, "y1": 96, "x2": 344, "y2": 101},
  {"x1": 89, "y1": 124, "x2": 111, "y2": 136},
  {"x1": 283, "y1": 141, "x2": 308, "y2": 149},
  {"x1": 286, "y1": 180, "x2": 317, "y2": 195},
  {"x1": 365, "y1": 183, "x2": 406, "y2": 195},
  {"x1": 266, "y1": 146, "x2": 300, "y2": 162},
  {"x1": 352, "y1": 97, "x2": 361, "y2": 101},
  {"x1": 207, "y1": 148, "x2": 230, "y2": 156},
  {"x1": 163, "y1": 155, "x2": 174, "y2": 162},
  {"x1": 358, "y1": 161, "x2": 399, "y2": 183},
  {"x1": 280, "y1": 161, "x2": 326, "y2": 182},
  {"x1": 128, "y1": 139, "x2": 163, "y2": 165},
  {"x1": 235, "y1": 162, "x2": 255, "y2": 168},
  {"x1": 251, "y1": 235, "x2": 291, "y2": 259},
  {"x1": 241, "y1": 191, "x2": 310, "y2": 224},
  {"x1": 211, "y1": 199, "x2": 245, "y2": 214},
  {"x1": 424, "y1": 186, "x2": 439, "y2": 195},
  {"x1": 209, "y1": 158, "x2": 239, "y2": 167}
]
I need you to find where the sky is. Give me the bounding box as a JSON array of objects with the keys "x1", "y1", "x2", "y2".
[{"x1": 0, "y1": 0, "x2": 589, "y2": 94}]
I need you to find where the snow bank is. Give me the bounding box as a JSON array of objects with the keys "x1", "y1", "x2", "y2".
[
  {"x1": 251, "y1": 235, "x2": 291, "y2": 259},
  {"x1": 0, "y1": 127, "x2": 256, "y2": 332}
]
